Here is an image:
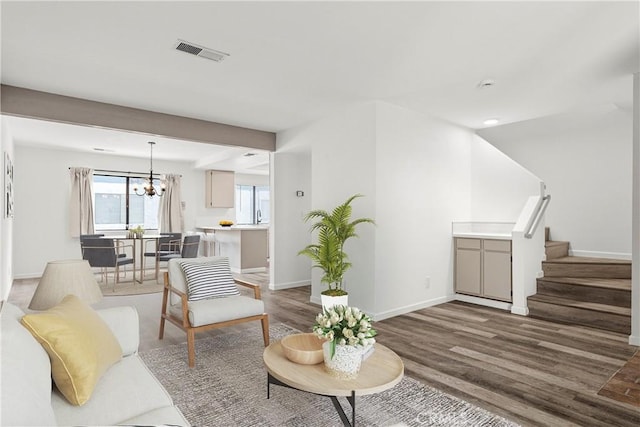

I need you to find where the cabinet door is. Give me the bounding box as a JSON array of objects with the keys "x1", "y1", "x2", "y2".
[
  {"x1": 455, "y1": 248, "x2": 482, "y2": 295},
  {"x1": 205, "y1": 170, "x2": 235, "y2": 208},
  {"x1": 483, "y1": 250, "x2": 512, "y2": 301}
]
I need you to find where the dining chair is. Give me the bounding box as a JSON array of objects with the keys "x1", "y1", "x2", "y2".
[
  {"x1": 143, "y1": 232, "x2": 182, "y2": 280},
  {"x1": 159, "y1": 256, "x2": 269, "y2": 367},
  {"x1": 81, "y1": 238, "x2": 134, "y2": 290},
  {"x1": 159, "y1": 235, "x2": 201, "y2": 263},
  {"x1": 80, "y1": 234, "x2": 127, "y2": 260}
]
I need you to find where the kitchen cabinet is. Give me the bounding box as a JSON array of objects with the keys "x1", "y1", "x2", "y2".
[
  {"x1": 205, "y1": 170, "x2": 234, "y2": 208},
  {"x1": 455, "y1": 237, "x2": 512, "y2": 302}
]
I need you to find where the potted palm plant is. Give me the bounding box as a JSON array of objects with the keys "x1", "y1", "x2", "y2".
[{"x1": 298, "y1": 194, "x2": 375, "y2": 309}]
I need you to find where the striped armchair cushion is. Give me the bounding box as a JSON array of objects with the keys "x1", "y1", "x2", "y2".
[{"x1": 179, "y1": 258, "x2": 240, "y2": 301}]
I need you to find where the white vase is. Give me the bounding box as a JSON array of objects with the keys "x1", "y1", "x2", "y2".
[
  {"x1": 322, "y1": 341, "x2": 363, "y2": 380},
  {"x1": 320, "y1": 294, "x2": 349, "y2": 311}
]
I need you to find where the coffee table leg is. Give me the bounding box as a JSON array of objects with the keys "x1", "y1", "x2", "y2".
[
  {"x1": 267, "y1": 372, "x2": 356, "y2": 426},
  {"x1": 329, "y1": 390, "x2": 356, "y2": 427}
]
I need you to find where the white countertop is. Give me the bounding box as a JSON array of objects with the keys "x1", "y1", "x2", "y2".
[
  {"x1": 452, "y1": 231, "x2": 512, "y2": 240},
  {"x1": 452, "y1": 221, "x2": 514, "y2": 240},
  {"x1": 197, "y1": 225, "x2": 269, "y2": 231}
]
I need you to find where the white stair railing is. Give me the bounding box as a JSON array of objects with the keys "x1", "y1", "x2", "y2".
[{"x1": 524, "y1": 194, "x2": 551, "y2": 239}]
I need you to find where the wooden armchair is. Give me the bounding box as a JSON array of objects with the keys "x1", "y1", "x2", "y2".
[{"x1": 159, "y1": 257, "x2": 269, "y2": 367}]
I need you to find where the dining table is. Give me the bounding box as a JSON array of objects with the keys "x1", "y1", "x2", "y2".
[{"x1": 107, "y1": 234, "x2": 163, "y2": 283}]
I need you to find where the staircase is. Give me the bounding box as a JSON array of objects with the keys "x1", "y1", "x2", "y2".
[{"x1": 527, "y1": 229, "x2": 632, "y2": 334}]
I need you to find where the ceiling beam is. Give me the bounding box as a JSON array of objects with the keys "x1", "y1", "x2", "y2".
[{"x1": 0, "y1": 85, "x2": 275, "y2": 151}]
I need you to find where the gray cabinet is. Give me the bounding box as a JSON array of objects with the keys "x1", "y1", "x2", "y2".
[
  {"x1": 205, "y1": 170, "x2": 234, "y2": 208},
  {"x1": 455, "y1": 238, "x2": 512, "y2": 302}
]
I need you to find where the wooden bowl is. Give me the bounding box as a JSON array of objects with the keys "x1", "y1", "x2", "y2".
[{"x1": 281, "y1": 333, "x2": 325, "y2": 365}]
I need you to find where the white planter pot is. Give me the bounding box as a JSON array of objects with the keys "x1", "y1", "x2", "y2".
[
  {"x1": 320, "y1": 294, "x2": 349, "y2": 311},
  {"x1": 322, "y1": 341, "x2": 363, "y2": 380}
]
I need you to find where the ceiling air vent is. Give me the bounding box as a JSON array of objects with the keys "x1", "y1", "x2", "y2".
[{"x1": 175, "y1": 39, "x2": 229, "y2": 62}]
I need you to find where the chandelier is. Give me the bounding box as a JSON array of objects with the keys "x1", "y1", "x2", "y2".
[{"x1": 133, "y1": 141, "x2": 166, "y2": 197}]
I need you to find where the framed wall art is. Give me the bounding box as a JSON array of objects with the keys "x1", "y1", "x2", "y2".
[{"x1": 4, "y1": 151, "x2": 14, "y2": 218}]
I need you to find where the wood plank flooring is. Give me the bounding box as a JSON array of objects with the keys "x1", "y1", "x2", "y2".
[{"x1": 7, "y1": 277, "x2": 639, "y2": 427}]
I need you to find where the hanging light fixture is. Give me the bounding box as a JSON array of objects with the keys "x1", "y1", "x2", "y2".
[{"x1": 133, "y1": 141, "x2": 166, "y2": 197}]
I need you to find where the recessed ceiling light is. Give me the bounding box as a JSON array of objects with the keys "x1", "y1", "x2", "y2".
[{"x1": 483, "y1": 118, "x2": 499, "y2": 126}]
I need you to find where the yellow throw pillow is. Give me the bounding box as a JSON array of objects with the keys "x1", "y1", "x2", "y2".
[{"x1": 21, "y1": 294, "x2": 122, "y2": 406}]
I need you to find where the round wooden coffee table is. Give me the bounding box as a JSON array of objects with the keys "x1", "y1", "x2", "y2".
[{"x1": 263, "y1": 341, "x2": 404, "y2": 426}]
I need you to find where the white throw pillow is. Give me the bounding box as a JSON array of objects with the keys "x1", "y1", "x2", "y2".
[{"x1": 180, "y1": 258, "x2": 240, "y2": 301}]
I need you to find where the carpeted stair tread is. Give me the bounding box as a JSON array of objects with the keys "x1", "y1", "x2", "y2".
[{"x1": 528, "y1": 294, "x2": 631, "y2": 316}]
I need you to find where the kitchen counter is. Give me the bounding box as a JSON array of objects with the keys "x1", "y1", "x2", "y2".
[
  {"x1": 196, "y1": 225, "x2": 269, "y2": 273},
  {"x1": 452, "y1": 231, "x2": 513, "y2": 240},
  {"x1": 452, "y1": 222, "x2": 514, "y2": 240},
  {"x1": 197, "y1": 225, "x2": 269, "y2": 231}
]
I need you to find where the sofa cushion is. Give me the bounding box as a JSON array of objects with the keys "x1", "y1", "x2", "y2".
[
  {"x1": 0, "y1": 302, "x2": 57, "y2": 426},
  {"x1": 21, "y1": 295, "x2": 122, "y2": 406},
  {"x1": 180, "y1": 258, "x2": 240, "y2": 301},
  {"x1": 51, "y1": 355, "x2": 179, "y2": 426},
  {"x1": 168, "y1": 295, "x2": 265, "y2": 327}
]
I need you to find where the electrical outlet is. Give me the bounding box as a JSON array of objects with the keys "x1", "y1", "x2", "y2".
[{"x1": 425, "y1": 276, "x2": 430, "y2": 289}]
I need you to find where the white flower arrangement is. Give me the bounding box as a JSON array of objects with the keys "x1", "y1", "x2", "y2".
[{"x1": 312, "y1": 305, "x2": 377, "y2": 359}]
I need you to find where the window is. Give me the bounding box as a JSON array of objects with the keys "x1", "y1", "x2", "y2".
[
  {"x1": 236, "y1": 185, "x2": 269, "y2": 225},
  {"x1": 93, "y1": 174, "x2": 161, "y2": 230}
]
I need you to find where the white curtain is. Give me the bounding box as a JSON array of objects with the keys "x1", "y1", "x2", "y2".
[
  {"x1": 69, "y1": 167, "x2": 95, "y2": 237},
  {"x1": 159, "y1": 174, "x2": 184, "y2": 233}
]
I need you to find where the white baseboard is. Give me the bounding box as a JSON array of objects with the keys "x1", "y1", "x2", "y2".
[
  {"x1": 309, "y1": 295, "x2": 322, "y2": 306},
  {"x1": 13, "y1": 273, "x2": 40, "y2": 280},
  {"x1": 455, "y1": 293, "x2": 512, "y2": 311},
  {"x1": 269, "y1": 280, "x2": 310, "y2": 291},
  {"x1": 569, "y1": 250, "x2": 631, "y2": 260},
  {"x1": 372, "y1": 296, "x2": 453, "y2": 321},
  {"x1": 510, "y1": 305, "x2": 529, "y2": 316},
  {"x1": 308, "y1": 295, "x2": 454, "y2": 321},
  {"x1": 231, "y1": 267, "x2": 267, "y2": 274},
  {"x1": 629, "y1": 334, "x2": 640, "y2": 346}
]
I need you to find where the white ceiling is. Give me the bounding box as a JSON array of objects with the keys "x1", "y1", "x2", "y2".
[{"x1": 1, "y1": 1, "x2": 638, "y2": 169}]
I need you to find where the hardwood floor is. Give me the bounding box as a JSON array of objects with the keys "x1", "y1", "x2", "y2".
[{"x1": 8, "y1": 277, "x2": 639, "y2": 426}]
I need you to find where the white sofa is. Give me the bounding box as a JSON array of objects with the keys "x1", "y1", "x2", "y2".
[{"x1": 0, "y1": 301, "x2": 190, "y2": 426}]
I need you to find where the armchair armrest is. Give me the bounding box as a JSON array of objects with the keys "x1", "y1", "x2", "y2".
[
  {"x1": 235, "y1": 279, "x2": 262, "y2": 300},
  {"x1": 96, "y1": 306, "x2": 140, "y2": 357},
  {"x1": 163, "y1": 272, "x2": 190, "y2": 328}
]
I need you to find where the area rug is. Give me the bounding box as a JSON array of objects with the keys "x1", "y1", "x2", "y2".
[
  {"x1": 140, "y1": 324, "x2": 518, "y2": 426},
  {"x1": 97, "y1": 271, "x2": 164, "y2": 296}
]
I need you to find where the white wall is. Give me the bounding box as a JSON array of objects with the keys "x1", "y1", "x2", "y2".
[
  {"x1": 270, "y1": 151, "x2": 312, "y2": 290},
  {"x1": 374, "y1": 102, "x2": 472, "y2": 317},
  {"x1": 275, "y1": 102, "x2": 378, "y2": 311},
  {"x1": 13, "y1": 145, "x2": 204, "y2": 278},
  {"x1": 0, "y1": 117, "x2": 14, "y2": 300},
  {"x1": 478, "y1": 107, "x2": 633, "y2": 257},
  {"x1": 273, "y1": 101, "x2": 542, "y2": 319},
  {"x1": 470, "y1": 134, "x2": 542, "y2": 221},
  {"x1": 310, "y1": 102, "x2": 378, "y2": 311}
]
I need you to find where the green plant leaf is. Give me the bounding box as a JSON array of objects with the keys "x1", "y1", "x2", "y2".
[{"x1": 298, "y1": 194, "x2": 375, "y2": 292}]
